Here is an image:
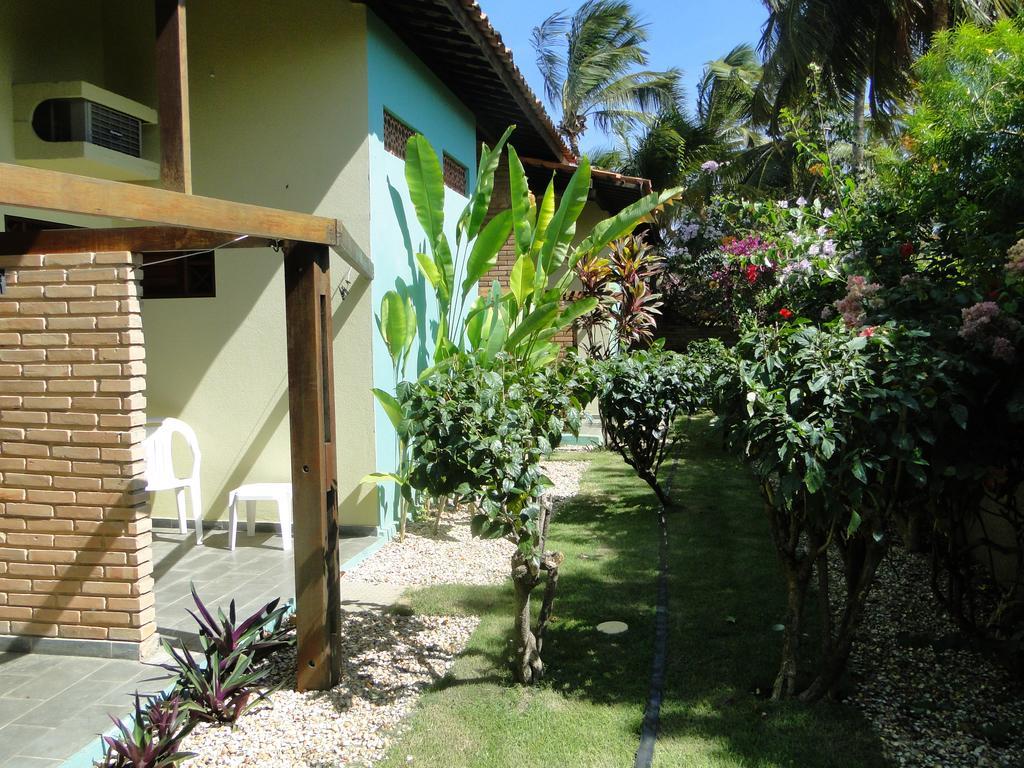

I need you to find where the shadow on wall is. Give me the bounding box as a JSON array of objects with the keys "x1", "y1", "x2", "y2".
[{"x1": 143, "y1": 270, "x2": 372, "y2": 527}]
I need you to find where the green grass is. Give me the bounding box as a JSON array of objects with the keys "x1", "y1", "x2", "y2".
[{"x1": 379, "y1": 417, "x2": 888, "y2": 768}]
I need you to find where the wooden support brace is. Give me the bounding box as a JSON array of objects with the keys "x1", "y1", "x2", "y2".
[{"x1": 284, "y1": 241, "x2": 341, "y2": 691}]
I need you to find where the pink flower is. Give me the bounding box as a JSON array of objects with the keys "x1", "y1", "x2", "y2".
[
  {"x1": 959, "y1": 301, "x2": 1001, "y2": 341},
  {"x1": 859, "y1": 326, "x2": 876, "y2": 338},
  {"x1": 992, "y1": 336, "x2": 1016, "y2": 363},
  {"x1": 834, "y1": 275, "x2": 882, "y2": 328}
]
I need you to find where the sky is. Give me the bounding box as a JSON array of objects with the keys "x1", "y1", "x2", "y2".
[{"x1": 484, "y1": 0, "x2": 769, "y2": 154}]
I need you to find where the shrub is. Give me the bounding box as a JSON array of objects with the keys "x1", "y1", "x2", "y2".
[
  {"x1": 595, "y1": 346, "x2": 705, "y2": 506},
  {"x1": 716, "y1": 318, "x2": 955, "y2": 699},
  {"x1": 399, "y1": 351, "x2": 593, "y2": 683}
]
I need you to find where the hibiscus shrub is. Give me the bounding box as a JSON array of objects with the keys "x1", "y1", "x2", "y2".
[{"x1": 595, "y1": 346, "x2": 708, "y2": 506}]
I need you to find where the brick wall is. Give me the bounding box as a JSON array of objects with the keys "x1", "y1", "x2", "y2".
[{"x1": 0, "y1": 251, "x2": 154, "y2": 658}]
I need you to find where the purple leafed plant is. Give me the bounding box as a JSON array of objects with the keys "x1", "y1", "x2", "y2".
[
  {"x1": 96, "y1": 694, "x2": 194, "y2": 768},
  {"x1": 187, "y1": 583, "x2": 292, "y2": 665}
]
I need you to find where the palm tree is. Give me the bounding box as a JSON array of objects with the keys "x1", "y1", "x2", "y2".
[
  {"x1": 592, "y1": 45, "x2": 772, "y2": 196},
  {"x1": 531, "y1": 0, "x2": 680, "y2": 156},
  {"x1": 757, "y1": 0, "x2": 1022, "y2": 168}
]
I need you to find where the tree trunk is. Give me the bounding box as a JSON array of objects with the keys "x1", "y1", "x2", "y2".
[
  {"x1": 772, "y1": 565, "x2": 809, "y2": 699},
  {"x1": 638, "y1": 468, "x2": 672, "y2": 508},
  {"x1": 799, "y1": 535, "x2": 885, "y2": 701},
  {"x1": 851, "y1": 79, "x2": 867, "y2": 172},
  {"x1": 512, "y1": 556, "x2": 544, "y2": 684},
  {"x1": 932, "y1": 0, "x2": 950, "y2": 37}
]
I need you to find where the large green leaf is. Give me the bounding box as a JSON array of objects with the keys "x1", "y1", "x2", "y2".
[
  {"x1": 570, "y1": 187, "x2": 682, "y2": 267},
  {"x1": 404, "y1": 134, "x2": 446, "y2": 249},
  {"x1": 505, "y1": 301, "x2": 560, "y2": 351},
  {"x1": 360, "y1": 472, "x2": 405, "y2": 486},
  {"x1": 483, "y1": 304, "x2": 508, "y2": 362},
  {"x1": 458, "y1": 125, "x2": 515, "y2": 243},
  {"x1": 509, "y1": 253, "x2": 535, "y2": 309},
  {"x1": 434, "y1": 234, "x2": 455, "y2": 307},
  {"x1": 415, "y1": 252, "x2": 442, "y2": 290},
  {"x1": 540, "y1": 157, "x2": 591, "y2": 274},
  {"x1": 462, "y1": 210, "x2": 513, "y2": 298},
  {"x1": 465, "y1": 296, "x2": 489, "y2": 349},
  {"x1": 379, "y1": 291, "x2": 411, "y2": 369},
  {"x1": 371, "y1": 388, "x2": 403, "y2": 430},
  {"x1": 530, "y1": 180, "x2": 556, "y2": 261},
  {"x1": 507, "y1": 146, "x2": 534, "y2": 256},
  {"x1": 556, "y1": 297, "x2": 599, "y2": 329}
]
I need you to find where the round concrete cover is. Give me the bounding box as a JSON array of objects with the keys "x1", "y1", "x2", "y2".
[{"x1": 596, "y1": 621, "x2": 629, "y2": 635}]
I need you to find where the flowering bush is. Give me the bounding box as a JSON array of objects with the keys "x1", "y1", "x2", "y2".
[{"x1": 659, "y1": 193, "x2": 847, "y2": 329}]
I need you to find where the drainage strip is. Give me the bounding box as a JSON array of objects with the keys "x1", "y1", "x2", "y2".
[{"x1": 633, "y1": 455, "x2": 680, "y2": 768}]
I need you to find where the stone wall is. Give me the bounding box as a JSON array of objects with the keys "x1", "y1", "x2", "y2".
[{"x1": 0, "y1": 251, "x2": 154, "y2": 659}]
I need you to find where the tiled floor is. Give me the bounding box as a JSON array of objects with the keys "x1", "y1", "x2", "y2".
[{"x1": 0, "y1": 529, "x2": 386, "y2": 766}]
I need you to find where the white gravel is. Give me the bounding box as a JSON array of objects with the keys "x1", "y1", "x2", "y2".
[
  {"x1": 346, "y1": 460, "x2": 590, "y2": 587},
  {"x1": 842, "y1": 545, "x2": 1024, "y2": 768},
  {"x1": 181, "y1": 612, "x2": 478, "y2": 768}
]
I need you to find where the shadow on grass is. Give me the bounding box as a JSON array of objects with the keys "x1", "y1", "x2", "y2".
[{"x1": 394, "y1": 416, "x2": 889, "y2": 768}]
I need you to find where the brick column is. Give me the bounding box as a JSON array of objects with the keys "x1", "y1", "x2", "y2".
[{"x1": 0, "y1": 251, "x2": 154, "y2": 659}]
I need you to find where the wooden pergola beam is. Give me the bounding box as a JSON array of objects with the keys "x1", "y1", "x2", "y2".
[
  {"x1": 0, "y1": 163, "x2": 373, "y2": 278},
  {"x1": 0, "y1": 226, "x2": 274, "y2": 256},
  {"x1": 154, "y1": 0, "x2": 192, "y2": 193}
]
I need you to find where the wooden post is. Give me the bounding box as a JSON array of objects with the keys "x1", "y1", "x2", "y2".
[
  {"x1": 284, "y1": 241, "x2": 341, "y2": 691},
  {"x1": 155, "y1": 0, "x2": 192, "y2": 193}
]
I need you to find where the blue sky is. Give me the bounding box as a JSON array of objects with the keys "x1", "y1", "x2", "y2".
[{"x1": 485, "y1": 0, "x2": 768, "y2": 153}]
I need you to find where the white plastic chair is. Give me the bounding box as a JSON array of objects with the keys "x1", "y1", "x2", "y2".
[{"x1": 143, "y1": 418, "x2": 204, "y2": 545}]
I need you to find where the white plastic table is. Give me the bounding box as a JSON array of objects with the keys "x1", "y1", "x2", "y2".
[{"x1": 228, "y1": 483, "x2": 293, "y2": 551}]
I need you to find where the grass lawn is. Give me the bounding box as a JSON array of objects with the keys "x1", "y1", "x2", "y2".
[{"x1": 379, "y1": 416, "x2": 888, "y2": 768}]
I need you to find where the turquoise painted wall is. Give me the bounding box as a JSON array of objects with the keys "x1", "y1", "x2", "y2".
[
  {"x1": 367, "y1": 12, "x2": 477, "y2": 537},
  {"x1": 366, "y1": 13, "x2": 477, "y2": 540}
]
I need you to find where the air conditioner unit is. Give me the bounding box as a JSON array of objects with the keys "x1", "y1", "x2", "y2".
[{"x1": 12, "y1": 81, "x2": 159, "y2": 181}]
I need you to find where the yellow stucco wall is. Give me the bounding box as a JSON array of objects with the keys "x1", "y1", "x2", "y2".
[{"x1": 0, "y1": 0, "x2": 379, "y2": 529}]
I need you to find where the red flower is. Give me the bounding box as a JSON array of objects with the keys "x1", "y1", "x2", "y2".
[
  {"x1": 779, "y1": 308, "x2": 794, "y2": 319},
  {"x1": 859, "y1": 326, "x2": 876, "y2": 338},
  {"x1": 745, "y1": 264, "x2": 758, "y2": 284},
  {"x1": 899, "y1": 242, "x2": 914, "y2": 258},
  {"x1": 988, "y1": 289, "x2": 1001, "y2": 300}
]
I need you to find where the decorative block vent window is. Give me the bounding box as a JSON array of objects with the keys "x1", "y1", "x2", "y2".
[
  {"x1": 383, "y1": 110, "x2": 415, "y2": 159},
  {"x1": 443, "y1": 153, "x2": 468, "y2": 195},
  {"x1": 141, "y1": 251, "x2": 216, "y2": 299}
]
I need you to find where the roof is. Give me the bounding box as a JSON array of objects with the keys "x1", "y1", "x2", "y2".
[
  {"x1": 522, "y1": 157, "x2": 652, "y2": 215},
  {"x1": 361, "y1": 0, "x2": 572, "y2": 162},
  {"x1": 360, "y1": 0, "x2": 653, "y2": 211}
]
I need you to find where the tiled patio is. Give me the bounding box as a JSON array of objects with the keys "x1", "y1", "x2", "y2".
[{"x1": 0, "y1": 529, "x2": 390, "y2": 767}]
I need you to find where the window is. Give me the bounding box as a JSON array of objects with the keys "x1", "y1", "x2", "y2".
[
  {"x1": 443, "y1": 153, "x2": 468, "y2": 195},
  {"x1": 140, "y1": 251, "x2": 216, "y2": 299},
  {"x1": 383, "y1": 110, "x2": 415, "y2": 159}
]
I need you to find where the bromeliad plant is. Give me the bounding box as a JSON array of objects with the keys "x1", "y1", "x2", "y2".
[
  {"x1": 161, "y1": 586, "x2": 293, "y2": 724},
  {"x1": 96, "y1": 694, "x2": 194, "y2": 768}
]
